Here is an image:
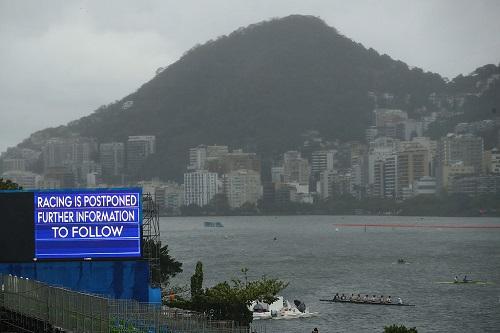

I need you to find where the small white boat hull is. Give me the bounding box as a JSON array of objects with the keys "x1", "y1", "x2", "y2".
[{"x1": 250, "y1": 297, "x2": 318, "y2": 320}]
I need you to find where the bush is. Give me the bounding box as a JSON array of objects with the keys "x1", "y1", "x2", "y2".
[{"x1": 384, "y1": 324, "x2": 418, "y2": 333}]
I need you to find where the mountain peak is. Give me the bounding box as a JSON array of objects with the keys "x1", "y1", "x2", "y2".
[
  {"x1": 261, "y1": 14, "x2": 332, "y2": 29},
  {"x1": 12, "y1": 15, "x2": 447, "y2": 180}
]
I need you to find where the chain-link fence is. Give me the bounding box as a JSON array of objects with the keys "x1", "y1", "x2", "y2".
[{"x1": 0, "y1": 274, "x2": 268, "y2": 333}]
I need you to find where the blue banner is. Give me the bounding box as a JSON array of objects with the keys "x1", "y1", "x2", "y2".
[{"x1": 34, "y1": 189, "x2": 142, "y2": 259}]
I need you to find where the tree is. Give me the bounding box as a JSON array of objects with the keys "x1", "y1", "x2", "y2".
[
  {"x1": 159, "y1": 244, "x2": 183, "y2": 285},
  {"x1": 384, "y1": 324, "x2": 418, "y2": 333},
  {"x1": 180, "y1": 204, "x2": 204, "y2": 216},
  {"x1": 143, "y1": 240, "x2": 183, "y2": 285},
  {"x1": 0, "y1": 178, "x2": 22, "y2": 190},
  {"x1": 201, "y1": 275, "x2": 289, "y2": 325},
  {"x1": 190, "y1": 261, "x2": 204, "y2": 298},
  {"x1": 173, "y1": 265, "x2": 288, "y2": 325},
  {"x1": 210, "y1": 193, "x2": 231, "y2": 215}
]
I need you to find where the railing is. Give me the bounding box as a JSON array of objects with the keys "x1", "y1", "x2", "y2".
[
  {"x1": 1, "y1": 274, "x2": 109, "y2": 332},
  {"x1": 108, "y1": 299, "x2": 252, "y2": 333},
  {"x1": 0, "y1": 274, "x2": 265, "y2": 333}
]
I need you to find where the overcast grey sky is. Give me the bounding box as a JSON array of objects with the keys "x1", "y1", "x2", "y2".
[{"x1": 1, "y1": 0, "x2": 499, "y2": 153}]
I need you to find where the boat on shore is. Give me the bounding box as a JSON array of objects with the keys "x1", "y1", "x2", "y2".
[
  {"x1": 250, "y1": 297, "x2": 318, "y2": 320},
  {"x1": 320, "y1": 299, "x2": 415, "y2": 307}
]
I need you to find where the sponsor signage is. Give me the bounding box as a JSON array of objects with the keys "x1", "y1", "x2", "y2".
[{"x1": 34, "y1": 188, "x2": 142, "y2": 259}]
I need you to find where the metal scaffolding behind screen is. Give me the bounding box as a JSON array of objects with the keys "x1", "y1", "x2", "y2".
[{"x1": 142, "y1": 193, "x2": 161, "y2": 287}]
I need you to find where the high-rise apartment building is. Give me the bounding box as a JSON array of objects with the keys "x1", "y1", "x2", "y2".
[
  {"x1": 44, "y1": 166, "x2": 76, "y2": 188},
  {"x1": 449, "y1": 175, "x2": 500, "y2": 195},
  {"x1": 206, "y1": 145, "x2": 229, "y2": 160},
  {"x1": 397, "y1": 142, "x2": 430, "y2": 196},
  {"x1": 2, "y1": 158, "x2": 27, "y2": 172},
  {"x1": 489, "y1": 148, "x2": 500, "y2": 174},
  {"x1": 367, "y1": 137, "x2": 398, "y2": 187},
  {"x1": 100, "y1": 142, "x2": 125, "y2": 180},
  {"x1": 311, "y1": 150, "x2": 335, "y2": 176},
  {"x1": 224, "y1": 169, "x2": 262, "y2": 208},
  {"x1": 367, "y1": 137, "x2": 399, "y2": 198},
  {"x1": 318, "y1": 169, "x2": 337, "y2": 200},
  {"x1": 188, "y1": 145, "x2": 229, "y2": 171},
  {"x1": 411, "y1": 137, "x2": 438, "y2": 174},
  {"x1": 371, "y1": 155, "x2": 397, "y2": 198},
  {"x1": 271, "y1": 166, "x2": 285, "y2": 184},
  {"x1": 206, "y1": 152, "x2": 261, "y2": 175},
  {"x1": 188, "y1": 145, "x2": 207, "y2": 171},
  {"x1": 437, "y1": 134, "x2": 483, "y2": 174},
  {"x1": 374, "y1": 108, "x2": 408, "y2": 140},
  {"x1": 439, "y1": 163, "x2": 475, "y2": 191},
  {"x1": 42, "y1": 138, "x2": 71, "y2": 170},
  {"x1": 283, "y1": 151, "x2": 310, "y2": 184},
  {"x1": 42, "y1": 137, "x2": 97, "y2": 171},
  {"x1": 413, "y1": 176, "x2": 437, "y2": 196},
  {"x1": 126, "y1": 136, "x2": 156, "y2": 177},
  {"x1": 184, "y1": 171, "x2": 218, "y2": 207}
]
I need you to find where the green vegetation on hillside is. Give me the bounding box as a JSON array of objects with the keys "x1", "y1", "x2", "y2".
[{"x1": 16, "y1": 15, "x2": 447, "y2": 181}]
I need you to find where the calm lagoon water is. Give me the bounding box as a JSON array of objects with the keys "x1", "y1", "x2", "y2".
[{"x1": 160, "y1": 215, "x2": 500, "y2": 333}]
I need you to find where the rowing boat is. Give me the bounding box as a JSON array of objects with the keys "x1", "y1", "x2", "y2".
[
  {"x1": 436, "y1": 281, "x2": 492, "y2": 285},
  {"x1": 319, "y1": 299, "x2": 415, "y2": 306}
]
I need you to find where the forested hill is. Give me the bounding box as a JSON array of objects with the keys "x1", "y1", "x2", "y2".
[
  {"x1": 19, "y1": 15, "x2": 450, "y2": 180},
  {"x1": 426, "y1": 63, "x2": 500, "y2": 142}
]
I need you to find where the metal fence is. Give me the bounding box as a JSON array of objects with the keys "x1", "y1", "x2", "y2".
[
  {"x1": 1, "y1": 273, "x2": 109, "y2": 332},
  {"x1": 0, "y1": 274, "x2": 267, "y2": 333},
  {"x1": 109, "y1": 300, "x2": 254, "y2": 333}
]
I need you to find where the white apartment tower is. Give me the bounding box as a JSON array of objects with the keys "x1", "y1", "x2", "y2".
[
  {"x1": 184, "y1": 171, "x2": 218, "y2": 207},
  {"x1": 189, "y1": 145, "x2": 207, "y2": 171}
]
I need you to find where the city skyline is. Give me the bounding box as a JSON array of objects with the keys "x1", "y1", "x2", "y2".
[
  {"x1": 2, "y1": 0, "x2": 500, "y2": 153},
  {"x1": 2, "y1": 105, "x2": 499, "y2": 214}
]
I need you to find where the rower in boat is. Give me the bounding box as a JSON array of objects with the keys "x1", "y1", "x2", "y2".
[
  {"x1": 333, "y1": 293, "x2": 339, "y2": 301},
  {"x1": 463, "y1": 275, "x2": 469, "y2": 283},
  {"x1": 362, "y1": 294, "x2": 369, "y2": 302},
  {"x1": 349, "y1": 293, "x2": 355, "y2": 301},
  {"x1": 397, "y1": 297, "x2": 403, "y2": 305},
  {"x1": 454, "y1": 275, "x2": 459, "y2": 283},
  {"x1": 380, "y1": 295, "x2": 384, "y2": 303},
  {"x1": 354, "y1": 294, "x2": 361, "y2": 302},
  {"x1": 340, "y1": 293, "x2": 346, "y2": 300},
  {"x1": 387, "y1": 296, "x2": 392, "y2": 304},
  {"x1": 370, "y1": 295, "x2": 377, "y2": 303}
]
